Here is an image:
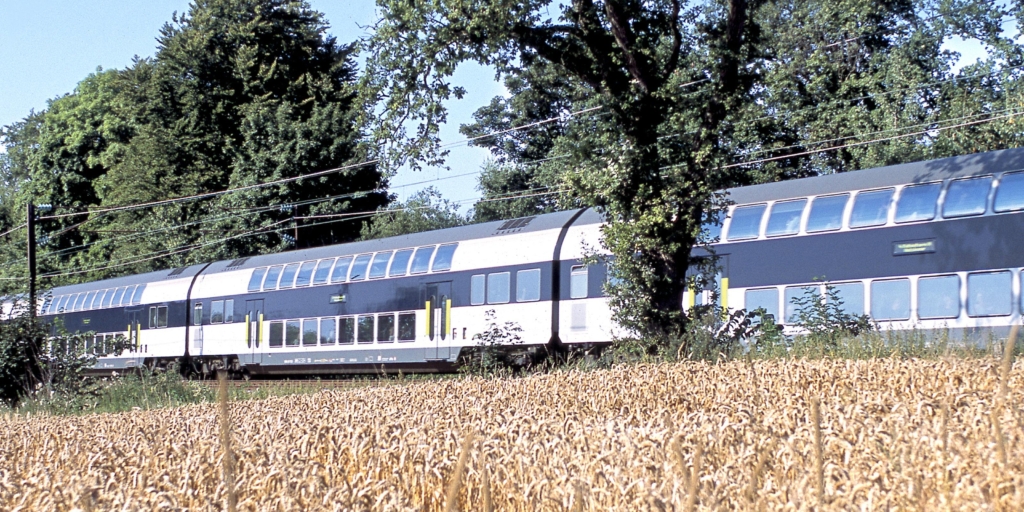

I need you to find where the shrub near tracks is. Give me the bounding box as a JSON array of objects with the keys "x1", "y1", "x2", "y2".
[{"x1": 1, "y1": 359, "x2": 1022, "y2": 510}]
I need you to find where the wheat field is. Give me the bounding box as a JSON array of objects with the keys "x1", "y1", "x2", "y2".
[{"x1": 1, "y1": 358, "x2": 1022, "y2": 511}]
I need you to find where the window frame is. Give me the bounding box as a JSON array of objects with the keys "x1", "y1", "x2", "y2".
[
  {"x1": 319, "y1": 317, "x2": 337, "y2": 345},
  {"x1": 470, "y1": 274, "x2": 486, "y2": 306},
  {"x1": 313, "y1": 258, "x2": 335, "y2": 285},
  {"x1": 570, "y1": 266, "x2": 589, "y2": 299},
  {"x1": 302, "y1": 318, "x2": 319, "y2": 347},
  {"x1": 725, "y1": 203, "x2": 767, "y2": 241},
  {"x1": 377, "y1": 313, "x2": 396, "y2": 343},
  {"x1": 262, "y1": 266, "x2": 283, "y2": 291},
  {"x1": 517, "y1": 268, "x2": 542, "y2": 302},
  {"x1": 389, "y1": 249, "x2": 414, "y2": 277},
  {"x1": 894, "y1": 182, "x2": 941, "y2": 224},
  {"x1": 285, "y1": 320, "x2": 301, "y2": 347},
  {"x1": 764, "y1": 199, "x2": 807, "y2": 237},
  {"x1": 357, "y1": 315, "x2": 375, "y2": 343},
  {"x1": 398, "y1": 312, "x2": 416, "y2": 342},
  {"x1": 410, "y1": 246, "x2": 435, "y2": 274},
  {"x1": 193, "y1": 302, "x2": 203, "y2": 326},
  {"x1": 349, "y1": 254, "x2": 373, "y2": 281},
  {"x1": 486, "y1": 272, "x2": 511, "y2": 304},
  {"x1": 431, "y1": 243, "x2": 458, "y2": 272},
  {"x1": 269, "y1": 321, "x2": 284, "y2": 348},
  {"x1": 339, "y1": 316, "x2": 356, "y2": 344},
  {"x1": 870, "y1": 278, "x2": 912, "y2": 321},
  {"x1": 916, "y1": 274, "x2": 960, "y2": 320},
  {"x1": 966, "y1": 270, "x2": 1012, "y2": 318},
  {"x1": 995, "y1": 171, "x2": 1024, "y2": 213},
  {"x1": 369, "y1": 251, "x2": 393, "y2": 279},
  {"x1": 295, "y1": 261, "x2": 316, "y2": 287},
  {"x1": 849, "y1": 188, "x2": 894, "y2": 229},
  {"x1": 331, "y1": 256, "x2": 353, "y2": 283},
  {"x1": 211, "y1": 300, "x2": 225, "y2": 324},
  {"x1": 942, "y1": 176, "x2": 993, "y2": 219},
  {"x1": 248, "y1": 268, "x2": 267, "y2": 292}
]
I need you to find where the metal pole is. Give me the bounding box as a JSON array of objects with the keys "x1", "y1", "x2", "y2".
[{"x1": 26, "y1": 203, "x2": 36, "y2": 318}]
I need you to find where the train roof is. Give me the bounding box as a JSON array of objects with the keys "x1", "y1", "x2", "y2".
[{"x1": 726, "y1": 146, "x2": 1024, "y2": 205}]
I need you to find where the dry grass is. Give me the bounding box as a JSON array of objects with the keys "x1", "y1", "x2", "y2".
[{"x1": 1, "y1": 358, "x2": 1023, "y2": 510}]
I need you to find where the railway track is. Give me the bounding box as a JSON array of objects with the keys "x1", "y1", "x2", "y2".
[{"x1": 198, "y1": 378, "x2": 402, "y2": 392}]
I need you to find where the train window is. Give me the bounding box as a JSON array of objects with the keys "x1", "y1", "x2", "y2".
[
  {"x1": 269, "y1": 321, "x2": 284, "y2": 348},
  {"x1": 313, "y1": 258, "x2": 335, "y2": 285},
  {"x1": 320, "y1": 318, "x2": 336, "y2": 345},
  {"x1": 295, "y1": 261, "x2": 316, "y2": 287},
  {"x1": 83, "y1": 292, "x2": 97, "y2": 311},
  {"x1": 390, "y1": 249, "x2": 413, "y2": 277},
  {"x1": 211, "y1": 300, "x2": 224, "y2": 324},
  {"x1": 917, "y1": 275, "x2": 960, "y2": 319},
  {"x1": 785, "y1": 286, "x2": 819, "y2": 323},
  {"x1": 302, "y1": 319, "x2": 318, "y2": 346},
  {"x1": 726, "y1": 204, "x2": 766, "y2": 241},
  {"x1": 895, "y1": 183, "x2": 941, "y2": 223},
  {"x1": 339, "y1": 317, "x2": 355, "y2": 344},
  {"x1": 248, "y1": 268, "x2": 267, "y2": 292},
  {"x1": 369, "y1": 251, "x2": 392, "y2": 279},
  {"x1": 994, "y1": 172, "x2": 1024, "y2": 212},
  {"x1": 432, "y1": 244, "x2": 458, "y2": 272},
  {"x1": 132, "y1": 284, "x2": 146, "y2": 305},
  {"x1": 377, "y1": 314, "x2": 395, "y2": 343},
  {"x1": 157, "y1": 306, "x2": 168, "y2": 328},
  {"x1": 943, "y1": 176, "x2": 992, "y2": 218},
  {"x1": 745, "y1": 288, "x2": 779, "y2": 323},
  {"x1": 967, "y1": 271, "x2": 1011, "y2": 317},
  {"x1": 94, "y1": 290, "x2": 108, "y2": 309},
  {"x1": 357, "y1": 315, "x2": 375, "y2": 343},
  {"x1": 111, "y1": 287, "x2": 126, "y2": 306},
  {"x1": 349, "y1": 254, "x2": 372, "y2": 281},
  {"x1": 285, "y1": 320, "x2": 301, "y2": 347},
  {"x1": 471, "y1": 274, "x2": 485, "y2": 305},
  {"x1": 331, "y1": 256, "x2": 352, "y2": 283},
  {"x1": 701, "y1": 211, "x2": 724, "y2": 243},
  {"x1": 870, "y1": 279, "x2": 911, "y2": 321},
  {"x1": 149, "y1": 307, "x2": 157, "y2": 328},
  {"x1": 101, "y1": 289, "x2": 115, "y2": 308},
  {"x1": 570, "y1": 266, "x2": 588, "y2": 299},
  {"x1": 487, "y1": 272, "x2": 511, "y2": 304},
  {"x1": 410, "y1": 246, "x2": 435, "y2": 274},
  {"x1": 279, "y1": 263, "x2": 300, "y2": 288},
  {"x1": 830, "y1": 282, "x2": 864, "y2": 316},
  {"x1": 765, "y1": 199, "x2": 807, "y2": 237},
  {"x1": 193, "y1": 303, "x2": 202, "y2": 326},
  {"x1": 398, "y1": 312, "x2": 416, "y2": 342},
  {"x1": 262, "y1": 266, "x2": 283, "y2": 290},
  {"x1": 806, "y1": 194, "x2": 849, "y2": 233},
  {"x1": 57, "y1": 295, "x2": 70, "y2": 313},
  {"x1": 69, "y1": 293, "x2": 83, "y2": 311},
  {"x1": 850, "y1": 189, "x2": 893, "y2": 228},
  {"x1": 224, "y1": 299, "x2": 234, "y2": 323},
  {"x1": 517, "y1": 269, "x2": 541, "y2": 302}
]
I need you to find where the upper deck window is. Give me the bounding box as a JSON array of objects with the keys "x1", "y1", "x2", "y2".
[
  {"x1": 278, "y1": 263, "x2": 300, "y2": 288},
  {"x1": 806, "y1": 194, "x2": 848, "y2": 233},
  {"x1": 410, "y1": 246, "x2": 434, "y2": 274},
  {"x1": 294, "y1": 261, "x2": 315, "y2": 287},
  {"x1": 390, "y1": 249, "x2": 413, "y2": 277},
  {"x1": 131, "y1": 284, "x2": 146, "y2": 304},
  {"x1": 369, "y1": 251, "x2": 392, "y2": 279},
  {"x1": 432, "y1": 244, "x2": 458, "y2": 271},
  {"x1": 895, "y1": 183, "x2": 940, "y2": 223},
  {"x1": 765, "y1": 199, "x2": 806, "y2": 237},
  {"x1": 313, "y1": 258, "x2": 334, "y2": 285},
  {"x1": 262, "y1": 266, "x2": 282, "y2": 290},
  {"x1": 701, "y1": 211, "x2": 724, "y2": 243},
  {"x1": 101, "y1": 289, "x2": 115, "y2": 308},
  {"x1": 943, "y1": 176, "x2": 991, "y2": 218},
  {"x1": 850, "y1": 189, "x2": 893, "y2": 228},
  {"x1": 349, "y1": 254, "x2": 373, "y2": 281},
  {"x1": 248, "y1": 268, "x2": 267, "y2": 292},
  {"x1": 726, "y1": 204, "x2": 766, "y2": 241},
  {"x1": 994, "y1": 171, "x2": 1024, "y2": 212},
  {"x1": 331, "y1": 256, "x2": 352, "y2": 283}
]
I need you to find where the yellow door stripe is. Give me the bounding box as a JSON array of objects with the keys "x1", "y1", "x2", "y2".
[
  {"x1": 721, "y1": 277, "x2": 729, "y2": 311},
  {"x1": 424, "y1": 300, "x2": 432, "y2": 336}
]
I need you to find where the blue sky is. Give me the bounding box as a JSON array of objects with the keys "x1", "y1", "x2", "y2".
[{"x1": 0, "y1": 1, "x2": 1005, "y2": 209}]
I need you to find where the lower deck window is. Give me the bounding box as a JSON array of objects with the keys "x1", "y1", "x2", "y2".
[
  {"x1": 487, "y1": 272, "x2": 510, "y2": 304},
  {"x1": 398, "y1": 312, "x2": 416, "y2": 341},
  {"x1": 269, "y1": 321, "x2": 284, "y2": 348},
  {"x1": 517, "y1": 269, "x2": 541, "y2": 302},
  {"x1": 377, "y1": 314, "x2": 395, "y2": 343},
  {"x1": 830, "y1": 282, "x2": 864, "y2": 316},
  {"x1": 871, "y1": 279, "x2": 911, "y2": 321},
  {"x1": 340, "y1": 317, "x2": 355, "y2": 344},
  {"x1": 917, "y1": 275, "x2": 960, "y2": 319},
  {"x1": 285, "y1": 320, "x2": 300, "y2": 347},
  {"x1": 745, "y1": 288, "x2": 779, "y2": 323},
  {"x1": 320, "y1": 318, "x2": 336, "y2": 345},
  {"x1": 357, "y1": 315, "x2": 374, "y2": 343},
  {"x1": 967, "y1": 271, "x2": 1011, "y2": 317},
  {"x1": 784, "y1": 286, "x2": 819, "y2": 323},
  {"x1": 302, "y1": 319, "x2": 318, "y2": 346}
]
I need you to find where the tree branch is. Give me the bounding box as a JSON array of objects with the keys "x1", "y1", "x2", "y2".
[
  {"x1": 603, "y1": 0, "x2": 651, "y2": 93},
  {"x1": 665, "y1": 0, "x2": 683, "y2": 77}
]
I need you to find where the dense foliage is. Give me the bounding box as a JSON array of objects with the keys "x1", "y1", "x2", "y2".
[
  {"x1": 364, "y1": 0, "x2": 1024, "y2": 348},
  {"x1": 359, "y1": 187, "x2": 467, "y2": 240},
  {"x1": 0, "y1": 0, "x2": 388, "y2": 291}
]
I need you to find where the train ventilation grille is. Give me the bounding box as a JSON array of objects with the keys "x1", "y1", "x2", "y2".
[
  {"x1": 496, "y1": 216, "x2": 535, "y2": 233},
  {"x1": 226, "y1": 257, "x2": 250, "y2": 268},
  {"x1": 167, "y1": 267, "x2": 187, "y2": 277}
]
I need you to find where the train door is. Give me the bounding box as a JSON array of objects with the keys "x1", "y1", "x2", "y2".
[
  {"x1": 424, "y1": 282, "x2": 452, "y2": 360},
  {"x1": 191, "y1": 302, "x2": 204, "y2": 355},
  {"x1": 245, "y1": 299, "x2": 264, "y2": 365},
  {"x1": 687, "y1": 255, "x2": 730, "y2": 311},
  {"x1": 125, "y1": 309, "x2": 143, "y2": 366}
]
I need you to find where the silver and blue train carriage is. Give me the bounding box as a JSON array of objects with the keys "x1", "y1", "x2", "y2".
[
  {"x1": 690, "y1": 146, "x2": 1024, "y2": 342},
  {"x1": 35, "y1": 208, "x2": 619, "y2": 376}
]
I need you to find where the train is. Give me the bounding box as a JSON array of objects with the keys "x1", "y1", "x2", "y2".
[{"x1": 17, "y1": 145, "x2": 1024, "y2": 376}]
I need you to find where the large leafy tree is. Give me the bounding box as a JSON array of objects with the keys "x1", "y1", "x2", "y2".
[
  {"x1": 364, "y1": 0, "x2": 1024, "y2": 347},
  {"x1": 0, "y1": 0, "x2": 388, "y2": 288}
]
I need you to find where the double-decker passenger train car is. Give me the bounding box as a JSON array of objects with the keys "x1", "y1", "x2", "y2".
[
  {"x1": 34, "y1": 208, "x2": 616, "y2": 376},
  {"x1": 22, "y1": 145, "x2": 1024, "y2": 375},
  {"x1": 689, "y1": 146, "x2": 1024, "y2": 342}
]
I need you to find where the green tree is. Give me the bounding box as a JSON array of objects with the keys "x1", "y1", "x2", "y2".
[
  {"x1": 363, "y1": 0, "x2": 1024, "y2": 348},
  {"x1": 0, "y1": 0, "x2": 388, "y2": 287},
  {"x1": 360, "y1": 187, "x2": 466, "y2": 239}
]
